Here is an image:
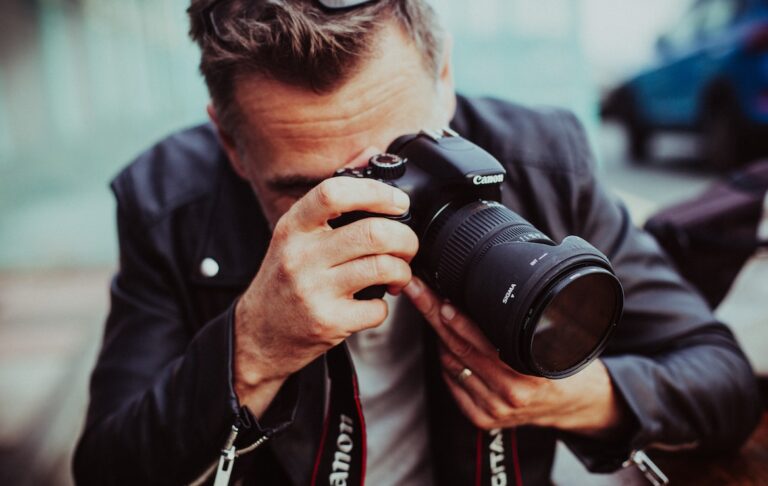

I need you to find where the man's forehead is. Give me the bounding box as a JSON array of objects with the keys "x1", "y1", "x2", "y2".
[{"x1": 232, "y1": 23, "x2": 433, "y2": 132}]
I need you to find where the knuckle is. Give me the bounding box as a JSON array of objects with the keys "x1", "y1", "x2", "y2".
[
  {"x1": 277, "y1": 248, "x2": 300, "y2": 277},
  {"x1": 365, "y1": 254, "x2": 385, "y2": 280},
  {"x1": 473, "y1": 415, "x2": 495, "y2": 431},
  {"x1": 453, "y1": 338, "x2": 474, "y2": 360},
  {"x1": 388, "y1": 258, "x2": 411, "y2": 285},
  {"x1": 502, "y1": 385, "x2": 529, "y2": 408},
  {"x1": 362, "y1": 218, "x2": 387, "y2": 251},
  {"x1": 275, "y1": 259, "x2": 293, "y2": 283},
  {"x1": 422, "y1": 296, "x2": 440, "y2": 320},
  {"x1": 439, "y1": 350, "x2": 454, "y2": 369},
  {"x1": 440, "y1": 349, "x2": 459, "y2": 370},
  {"x1": 515, "y1": 389, "x2": 533, "y2": 408},
  {"x1": 293, "y1": 273, "x2": 316, "y2": 299},
  {"x1": 365, "y1": 178, "x2": 389, "y2": 198},
  {"x1": 452, "y1": 314, "x2": 473, "y2": 333},
  {"x1": 306, "y1": 318, "x2": 327, "y2": 340},
  {"x1": 315, "y1": 179, "x2": 340, "y2": 209},
  {"x1": 307, "y1": 311, "x2": 338, "y2": 341},
  {"x1": 271, "y1": 218, "x2": 290, "y2": 242},
  {"x1": 488, "y1": 403, "x2": 509, "y2": 421}
]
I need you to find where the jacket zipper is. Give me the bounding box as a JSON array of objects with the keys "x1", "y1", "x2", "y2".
[
  {"x1": 623, "y1": 449, "x2": 669, "y2": 485},
  {"x1": 190, "y1": 423, "x2": 271, "y2": 486},
  {"x1": 212, "y1": 425, "x2": 241, "y2": 486}
]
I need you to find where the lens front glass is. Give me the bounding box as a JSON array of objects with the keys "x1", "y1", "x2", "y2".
[{"x1": 530, "y1": 272, "x2": 619, "y2": 374}]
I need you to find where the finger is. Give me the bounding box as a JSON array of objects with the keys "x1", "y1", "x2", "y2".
[
  {"x1": 439, "y1": 303, "x2": 498, "y2": 355},
  {"x1": 334, "y1": 298, "x2": 390, "y2": 333},
  {"x1": 319, "y1": 217, "x2": 418, "y2": 266},
  {"x1": 403, "y1": 278, "x2": 520, "y2": 389},
  {"x1": 440, "y1": 346, "x2": 515, "y2": 421},
  {"x1": 406, "y1": 280, "x2": 503, "y2": 390},
  {"x1": 441, "y1": 370, "x2": 499, "y2": 431},
  {"x1": 402, "y1": 276, "x2": 443, "y2": 327},
  {"x1": 405, "y1": 279, "x2": 495, "y2": 372},
  {"x1": 402, "y1": 278, "x2": 478, "y2": 356},
  {"x1": 386, "y1": 284, "x2": 402, "y2": 296},
  {"x1": 331, "y1": 254, "x2": 412, "y2": 297},
  {"x1": 437, "y1": 305, "x2": 541, "y2": 405},
  {"x1": 289, "y1": 177, "x2": 410, "y2": 231}
]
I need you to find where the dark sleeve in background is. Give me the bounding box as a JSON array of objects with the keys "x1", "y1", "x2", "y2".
[{"x1": 557, "y1": 111, "x2": 762, "y2": 472}]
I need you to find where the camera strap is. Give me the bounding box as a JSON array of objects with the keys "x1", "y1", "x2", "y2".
[
  {"x1": 310, "y1": 343, "x2": 367, "y2": 486},
  {"x1": 308, "y1": 341, "x2": 525, "y2": 486},
  {"x1": 476, "y1": 428, "x2": 523, "y2": 486}
]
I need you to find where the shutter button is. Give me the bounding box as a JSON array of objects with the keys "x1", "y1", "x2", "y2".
[{"x1": 200, "y1": 257, "x2": 220, "y2": 277}]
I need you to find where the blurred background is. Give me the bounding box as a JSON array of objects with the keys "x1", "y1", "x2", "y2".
[{"x1": 2, "y1": 0, "x2": 767, "y2": 484}]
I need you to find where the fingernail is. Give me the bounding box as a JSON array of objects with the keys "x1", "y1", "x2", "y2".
[
  {"x1": 393, "y1": 189, "x2": 410, "y2": 212},
  {"x1": 441, "y1": 303, "x2": 456, "y2": 322},
  {"x1": 403, "y1": 278, "x2": 422, "y2": 298}
]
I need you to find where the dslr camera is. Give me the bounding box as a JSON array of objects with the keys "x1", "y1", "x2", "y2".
[{"x1": 331, "y1": 129, "x2": 623, "y2": 378}]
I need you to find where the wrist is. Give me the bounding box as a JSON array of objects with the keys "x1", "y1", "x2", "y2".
[
  {"x1": 233, "y1": 296, "x2": 290, "y2": 386},
  {"x1": 232, "y1": 298, "x2": 290, "y2": 417},
  {"x1": 546, "y1": 360, "x2": 626, "y2": 438}
]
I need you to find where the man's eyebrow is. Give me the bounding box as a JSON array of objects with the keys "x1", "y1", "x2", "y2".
[{"x1": 267, "y1": 174, "x2": 328, "y2": 191}]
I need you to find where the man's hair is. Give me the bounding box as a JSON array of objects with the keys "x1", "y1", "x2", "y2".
[{"x1": 188, "y1": 0, "x2": 444, "y2": 135}]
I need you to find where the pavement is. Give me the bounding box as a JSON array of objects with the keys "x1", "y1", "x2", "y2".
[
  {"x1": 0, "y1": 268, "x2": 111, "y2": 485},
  {"x1": 0, "y1": 123, "x2": 735, "y2": 485}
]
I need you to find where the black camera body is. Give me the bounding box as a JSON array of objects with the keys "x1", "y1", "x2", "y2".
[
  {"x1": 330, "y1": 128, "x2": 507, "y2": 274},
  {"x1": 331, "y1": 129, "x2": 623, "y2": 378}
]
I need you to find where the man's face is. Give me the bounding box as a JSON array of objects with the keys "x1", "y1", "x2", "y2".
[{"x1": 217, "y1": 22, "x2": 456, "y2": 227}]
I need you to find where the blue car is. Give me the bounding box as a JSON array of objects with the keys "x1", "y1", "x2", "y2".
[{"x1": 603, "y1": 0, "x2": 768, "y2": 168}]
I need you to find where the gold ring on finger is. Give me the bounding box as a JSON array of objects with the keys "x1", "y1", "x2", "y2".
[{"x1": 458, "y1": 367, "x2": 473, "y2": 383}]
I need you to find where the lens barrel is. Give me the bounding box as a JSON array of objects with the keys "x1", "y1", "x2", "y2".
[{"x1": 421, "y1": 200, "x2": 623, "y2": 378}]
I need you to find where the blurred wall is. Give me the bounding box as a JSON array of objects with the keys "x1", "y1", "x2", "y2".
[
  {"x1": 0, "y1": 0, "x2": 604, "y2": 270},
  {"x1": 0, "y1": 0, "x2": 208, "y2": 269},
  {"x1": 580, "y1": 0, "x2": 693, "y2": 88}
]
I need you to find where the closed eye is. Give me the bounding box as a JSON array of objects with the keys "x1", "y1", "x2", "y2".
[{"x1": 267, "y1": 175, "x2": 326, "y2": 198}]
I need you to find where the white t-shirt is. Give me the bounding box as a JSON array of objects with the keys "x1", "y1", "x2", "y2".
[{"x1": 346, "y1": 294, "x2": 434, "y2": 486}]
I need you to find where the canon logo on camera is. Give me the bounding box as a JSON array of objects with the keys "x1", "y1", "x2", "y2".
[{"x1": 472, "y1": 174, "x2": 505, "y2": 185}]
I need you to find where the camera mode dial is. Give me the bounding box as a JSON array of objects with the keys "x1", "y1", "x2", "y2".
[{"x1": 369, "y1": 153, "x2": 406, "y2": 180}]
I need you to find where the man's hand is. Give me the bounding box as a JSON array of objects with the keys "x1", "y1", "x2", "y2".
[
  {"x1": 403, "y1": 277, "x2": 627, "y2": 438},
  {"x1": 234, "y1": 165, "x2": 418, "y2": 417}
]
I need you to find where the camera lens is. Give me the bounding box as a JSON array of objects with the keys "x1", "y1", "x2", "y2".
[
  {"x1": 528, "y1": 268, "x2": 621, "y2": 375},
  {"x1": 420, "y1": 200, "x2": 622, "y2": 378}
]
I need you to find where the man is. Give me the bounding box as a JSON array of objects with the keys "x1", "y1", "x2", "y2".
[{"x1": 73, "y1": 0, "x2": 761, "y2": 484}]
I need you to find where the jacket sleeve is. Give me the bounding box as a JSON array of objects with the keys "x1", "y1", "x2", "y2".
[
  {"x1": 556, "y1": 112, "x2": 762, "y2": 472},
  {"x1": 72, "y1": 201, "x2": 298, "y2": 485}
]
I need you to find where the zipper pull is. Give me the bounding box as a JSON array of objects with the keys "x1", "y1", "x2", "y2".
[
  {"x1": 623, "y1": 449, "x2": 669, "y2": 486},
  {"x1": 213, "y1": 425, "x2": 239, "y2": 486}
]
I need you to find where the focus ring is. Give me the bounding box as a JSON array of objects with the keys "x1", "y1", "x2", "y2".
[{"x1": 435, "y1": 203, "x2": 518, "y2": 299}]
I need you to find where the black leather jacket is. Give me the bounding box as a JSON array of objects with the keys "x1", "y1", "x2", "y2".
[{"x1": 73, "y1": 96, "x2": 762, "y2": 485}]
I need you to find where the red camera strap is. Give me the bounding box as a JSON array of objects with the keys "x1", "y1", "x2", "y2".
[
  {"x1": 310, "y1": 344, "x2": 367, "y2": 486},
  {"x1": 309, "y1": 343, "x2": 523, "y2": 486},
  {"x1": 475, "y1": 428, "x2": 523, "y2": 486}
]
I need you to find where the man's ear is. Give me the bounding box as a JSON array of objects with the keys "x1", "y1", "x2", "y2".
[
  {"x1": 436, "y1": 33, "x2": 457, "y2": 125},
  {"x1": 207, "y1": 104, "x2": 249, "y2": 180}
]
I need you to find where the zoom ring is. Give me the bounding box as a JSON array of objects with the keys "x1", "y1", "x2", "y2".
[{"x1": 436, "y1": 204, "x2": 518, "y2": 298}]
